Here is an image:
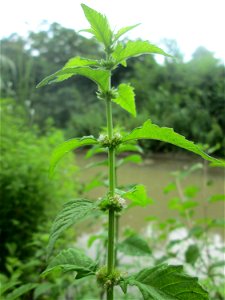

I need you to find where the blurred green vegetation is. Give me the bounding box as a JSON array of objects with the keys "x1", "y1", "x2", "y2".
[
  {"x1": 1, "y1": 23, "x2": 224, "y2": 156},
  {"x1": 0, "y1": 98, "x2": 78, "y2": 272}
]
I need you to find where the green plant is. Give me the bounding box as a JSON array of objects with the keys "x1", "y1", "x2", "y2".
[
  {"x1": 37, "y1": 4, "x2": 224, "y2": 300},
  {"x1": 0, "y1": 226, "x2": 80, "y2": 300}
]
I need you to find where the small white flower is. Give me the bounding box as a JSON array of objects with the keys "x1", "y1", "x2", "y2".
[
  {"x1": 98, "y1": 134, "x2": 107, "y2": 142},
  {"x1": 114, "y1": 132, "x2": 122, "y2": 140},
  {"x1": 117, "y1": 196, "x2": 127, "y2": 208}
]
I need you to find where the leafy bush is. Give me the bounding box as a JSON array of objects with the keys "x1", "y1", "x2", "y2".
[{"x1": 0, "y1": 99, "x2": 78, "y2": 271}]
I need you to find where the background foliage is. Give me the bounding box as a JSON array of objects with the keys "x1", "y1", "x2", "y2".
[
  {"x1": 0, "y1": 99, "x2": 78, "y2": 271},
  {"x1": 1, "y1": 23, "x2": 224, "y2": 156}
]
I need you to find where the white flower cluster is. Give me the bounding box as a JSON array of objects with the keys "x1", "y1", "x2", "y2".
[
  {"x1": 113, "y1": 132, "x2": 122, "y2": 140},
  {"x1": 98, "y1": 132, "x2": 122, "y2": 148},
  {"x1": 98, "y1": 134, "x2": 107, "y2": 143},
  {"x1": 111, "y1": 195, "x2": 127, "y2": 209}
]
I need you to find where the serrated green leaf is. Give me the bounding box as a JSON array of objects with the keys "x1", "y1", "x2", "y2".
[
  {"x1": 81, "y1": 4, "x2": 113, "y2": 48},
  {"x1": 114, "y1": 24, "x2": 141, "y2": 42},
  {"x1": 6, "y1": 283, "x2": 38, "y2": 300},
  {"x1": 36, "y1": 67, "x2": 110, "y2": 91},
  {"x1": 50, "y1": 136, "x2": 98, "y2": 176},
  {"x1": 126, "y1": 264, "x2": 209, "y2": 300},
  {"x1": 63, "y1": 56, "x2": 99, "y2": 68},
  {"x1": 113, "y1": 83, "x2": 136, "y2": 117},
  {"x1": 185, "y1": 245, "x2": 200, "y2": 266},
  {"x1": 118, "y1": 234, "x2": 151, "y2": 256},
  {"x1": 119, "y1": 184, "x2": 153, "y2": 207},
  {"x1": 43, "y1": 248, "x2": 97, "y2": 278},
  {"x1": 123, "y1": 120, "x2": 225, "y2": 167},
  {"x1": 112, "y1": 40, "x2": 171, "y2": 66},
  {"x1": 48, "y1": 199, "x2": 98, "y2": 255}
]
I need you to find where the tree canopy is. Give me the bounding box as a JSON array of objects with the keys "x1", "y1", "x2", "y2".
[{"x1": 1, "y1": 23, "x2": 224, "y2": 155}]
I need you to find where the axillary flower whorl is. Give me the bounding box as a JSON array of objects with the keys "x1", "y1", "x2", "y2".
[
  {"x1": 98, "y1": 132, "x2": 122, "y2": 149},
  {"x1": 99, "y1": 194, "x2": 127, "y2": 212}
]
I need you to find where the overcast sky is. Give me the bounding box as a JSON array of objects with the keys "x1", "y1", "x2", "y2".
[{"x1": 1, "y1": 0, "x2": 225, "y2": 61}]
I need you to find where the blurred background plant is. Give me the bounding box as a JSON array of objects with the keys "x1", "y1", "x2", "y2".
[{"x1": 0, "y1": 98, "x2": 79, "y2": 299}]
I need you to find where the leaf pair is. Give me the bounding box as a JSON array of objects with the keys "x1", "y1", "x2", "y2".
[
  {"x1": 43, "y1": 252, "x2": 209, "y2": 300},
  {"x1": 49, "y1": 120, "x2": 224, "y2": 177}
]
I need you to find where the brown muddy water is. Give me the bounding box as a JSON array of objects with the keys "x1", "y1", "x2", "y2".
[{"x1": 75, "y1": 151, "x2": 225, "y2": 236}]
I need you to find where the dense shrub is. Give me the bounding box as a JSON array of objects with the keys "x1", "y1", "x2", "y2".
[{"x1": 0, "y1": 99, "x2": 78, "y2": 271}]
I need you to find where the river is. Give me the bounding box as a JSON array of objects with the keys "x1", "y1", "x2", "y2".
[{"x1": 75, "y1": 151, "x2": 224, "y2": 236}]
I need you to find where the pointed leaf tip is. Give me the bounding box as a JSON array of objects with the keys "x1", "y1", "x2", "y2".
[
  {"x1": 123, "y1": 119, "x2": 225, "y2": 167},
  {"x1": 81, "y1": 3, "x2": 113, "y2": 48},
  {"x1": 114, "y1": 23, "x2": 141, "y2": 42}
]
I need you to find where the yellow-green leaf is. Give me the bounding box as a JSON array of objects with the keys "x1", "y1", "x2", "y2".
[{"x1": 81, "y1": 4, "x2": 113, "y2": 49}]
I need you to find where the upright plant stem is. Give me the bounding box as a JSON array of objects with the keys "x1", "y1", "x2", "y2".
[
  {"x1": 105, "y1": 82, "x2": 116, "y2": 300},
  {"x1": 115, "y1": 214, "x2": 119, "y2": 267},
  {"x1": 115, "y1": 169, "x2": 119, "y2": 267}
]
